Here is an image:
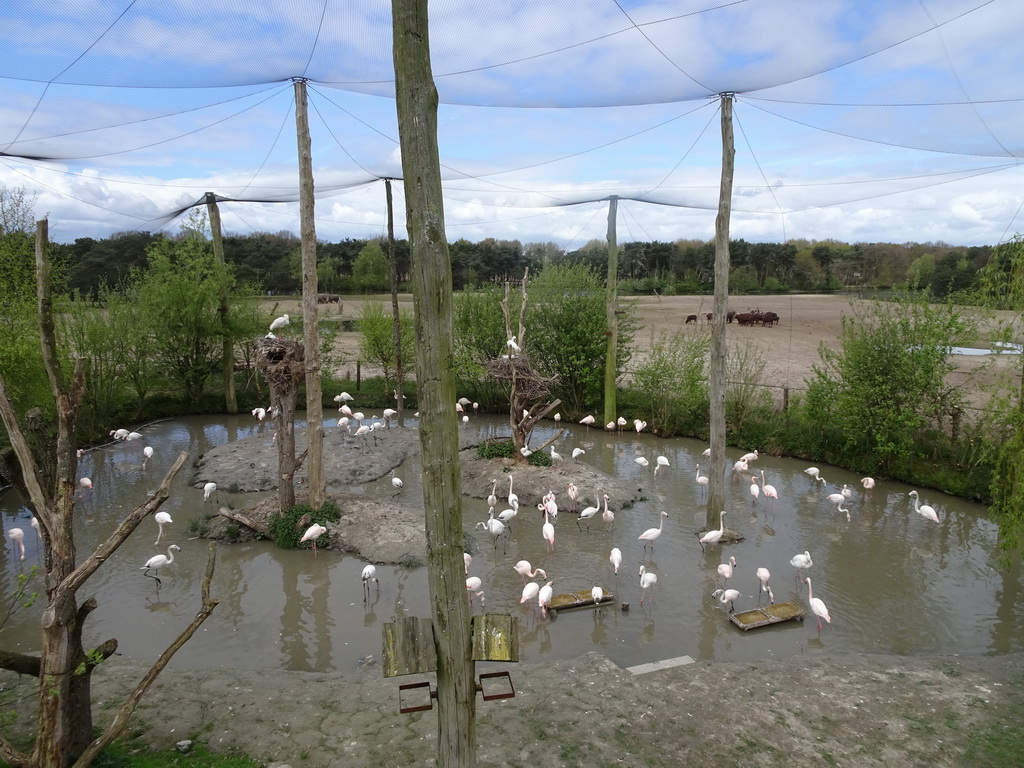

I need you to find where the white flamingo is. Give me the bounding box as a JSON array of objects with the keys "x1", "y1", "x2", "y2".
[
  {"x1": 638, "y1": 511, "x2": 668, "y2": 554},
  {"x1": 712, "y1": 587, "x2": 741, "y2": 613},
  {"x1": 638, "y1": 566, "x2": 657, "y2": 606},
  {"x1": 790, "y1": 550, "x2": 813, "y2": 583},
  {"x1": 717, "y1": 556, "x2": 737, "y2": 586},
  {"x1": 756, "y1": 567, "x2": 774, "y2": 604},
  {"x1": 609, "y1": 547, "x2": 622, "y2": 575},
  {"x1": 141, "y1": 545, "x2": 180, "y2": 584},
  {"x1": 695, "y1": 465, "x2": 709, "y2": 500},
  {"x1": 806, "y1": 577, "x2": 831, "y2": 631},
  {"x1": 698, "y1": 510, "x2": 727, "y2": 552},
  {"x1": 909, "y1": 490, "x2": 939, "y2": 523}
]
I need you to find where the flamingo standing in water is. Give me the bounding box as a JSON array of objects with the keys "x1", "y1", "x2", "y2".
[
  {"x1": 8, "y1": 528, "x2": 25, "y2": 561},
  {"x1": 695, "y1": 465, "x2": 709, "y2": 500},
  {"x1": 760, "y1": 471, "x2": 779, "y2": 508},
  {"x1": 790, "y1": 550, "x2": 813, "y2": 583},
  {"x1": 362, "y1": 564, "x2": 379, "y2": 602},
  {"x1": 712, "y1": 587, "x2": 741, "y2": 614},
  {"x1": 609, "y1": 547, "x2": 622, "y2": 575},
  {"x1": 909, "y1": 490, "x2": 939, "y2": 523},
  {"x1": 141, "y1": 545, "x2": 180, "y2": 585},
  {"x1": 513, "y1": 560, "x2": 547, "y2": 582},
  {"x1": 638, "y1": 566, "x2": 657, "y2": 606},
  {"x1": 638, "y1": 511, "x2": 668, "y2": 554},
  {"x1": 154, "y1": 511, "x2": 172, "y2": 545},
  {"x1": 717, "y1": 556, "x2": 737, "y2": 586},
  {"x1": 300, "y1": 523, "x2": 328, "y2": 557},
  {"x1": 538, "y1": 581, "x2": 554, "y2": 617},
  {"x1": 806, "y1": 577, "x2": 831, "y2": 631},
  {"x1": 756, "y1": 567, "x2": 774, "y2": 604},
  {"x1": 698, "y1": 510, "x2": 727, "y2": 552},
  {"x1": 567, "y1": 482, "x2": 578, "y2": 512}
]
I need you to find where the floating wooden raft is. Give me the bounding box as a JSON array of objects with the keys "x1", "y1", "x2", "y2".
[
  {"x1": 729, "y1": 601, "x2": 805, "y2": 631},
  {"x1": 549, "y1": 589, "x2": 615, "y2": 613}
]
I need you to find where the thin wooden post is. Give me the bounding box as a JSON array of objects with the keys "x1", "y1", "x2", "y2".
[
  {"x1": 206, "y1": 193, "x2": 237, "y2": 414},
  {"x1": 392, "y1": 1, "x2": 476, "y2": 765},
  {"x1": 294, "y1": 78, "x2": 325, "y2": 510},
  {"x1": 386, "y1": 178, "x2": 406, "y2": 425},
  {"x1": 707, "y1": 94, "x2": 735, "y2": 528},
  {"x1": 603, "y1": 196, "x2": 619, "y2": 426}
]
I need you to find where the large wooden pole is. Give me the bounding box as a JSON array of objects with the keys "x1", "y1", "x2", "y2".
[
  {"x1": 294, "y1": 79, "x2": 325, "y2": 509},
  {"x1": 385, "y1": 178, "x2": 405, "y2": 425},
  {"x1": 392, "y1": 3, "x2": 476, "y2": 766},
  {"x1": 707, "y1": 94, "x2": 734, "y2": 527},
  {"x1": 603, "y1": 196, "x2": 619, "y2": 425},
  {"x1": 205, "y1": 193, "x2": 237, "y2": 415}
]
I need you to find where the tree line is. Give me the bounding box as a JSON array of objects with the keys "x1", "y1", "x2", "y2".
[{"x1": 53, "y1": 227, "x2": 991, "y2": 300}]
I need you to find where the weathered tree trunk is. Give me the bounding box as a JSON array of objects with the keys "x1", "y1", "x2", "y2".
[
  {"x1": 385, "y1": 178, "x2": 406, "y2": 425},
  {"x1": 205, "y1": 193, "x2": 237, "y2": 415},
  {"x1": 603, "y1": 196, "x2": 619, "y2": 425},
  {"x1": 392, "y1": 2, "x2": 476, "y2": 766},
  {"x1": 707, "y1": 94, "x2": 734, "y2": 528},
  {"x1": 295, "y1": 79, "x2": 325, "y2": 510},
  {"x1": 272, "y1": 384, "x2": 299, "y2": 512}
]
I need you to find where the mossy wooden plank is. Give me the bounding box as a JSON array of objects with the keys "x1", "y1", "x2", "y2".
[
  {"x1": 381, "y1": 617, "x2": 437, "y2": 677},
  {"x1": 471, "y1": 614, "x2": 519, "y2": 662},
  {"x1": 549, "y1": 589, "x2": 614, "y2": 611}
]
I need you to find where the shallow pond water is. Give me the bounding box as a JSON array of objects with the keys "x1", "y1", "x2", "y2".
[{"x1": 1, "y1": 413, "x2": 1020, "y2": 676}]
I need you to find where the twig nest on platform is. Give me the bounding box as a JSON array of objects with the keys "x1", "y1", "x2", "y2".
[{"x1": 256, "y1": 336, "x2": 305, "y2": 385}]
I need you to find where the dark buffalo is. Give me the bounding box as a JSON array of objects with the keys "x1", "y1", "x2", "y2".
[{"x1": 685, "y1": 314, "x2": 698, "y2": 324}]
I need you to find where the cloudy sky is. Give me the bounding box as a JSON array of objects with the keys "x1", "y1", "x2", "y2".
[{"x1": 1, "y1": 0, "x2": 1021, "y2": 248}]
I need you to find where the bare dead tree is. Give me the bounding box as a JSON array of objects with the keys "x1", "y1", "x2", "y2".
[
  {"x1": 487, "y1": 269, "x2": 560, "y2": 457},
  {"x1": 255, "y1": 336, "x2": 305, "y2": 513}
]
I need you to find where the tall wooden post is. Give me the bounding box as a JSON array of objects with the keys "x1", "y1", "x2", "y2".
[
  {"x1": 385, "y1": 178, "x2": 405, "y2": 425},
  {"x1": 205, "y1": 192, "x2": 237, "y2": 414},
  {"x1": 707, "y1": 93, "x2": 734, "y2": 528},
  {"x1": 603, "y1": 196, "x2": 619, "y2": 425},
  {"x1": 392, "y1": 2, "x2": 476, "y2": 767},
  {"x1": 294, "y1": 78, "x2": 325, "y2": 509}
]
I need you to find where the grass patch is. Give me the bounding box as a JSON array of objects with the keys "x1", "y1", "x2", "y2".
[
  {"x1": 964, "y1": 722, "x2": 1024, "y2": 767},
  {"x1": 476, "y1": 438, "x2": 552, "y2": 466},
  {"x1": 93, "y1": 741, "x2": 260, "y2": 767}
]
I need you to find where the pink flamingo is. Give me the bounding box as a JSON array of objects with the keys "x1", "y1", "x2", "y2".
[
  {"x1": 806, "y1": 577, "x2": 831, "y2": 631},
  {"x1": 300, "y1": 523, "x2": 327, "y2": 558}
]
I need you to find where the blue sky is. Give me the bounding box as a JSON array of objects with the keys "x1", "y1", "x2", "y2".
[{"x1": 1, "y1": 0, "x2": 1021, "y2": 247}]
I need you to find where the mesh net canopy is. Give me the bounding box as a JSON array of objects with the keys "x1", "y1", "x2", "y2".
[{"x1": 1, "y1": 0, "x2": 1021, "y2": 244}]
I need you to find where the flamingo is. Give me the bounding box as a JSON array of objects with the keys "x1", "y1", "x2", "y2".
[
  {"x1": 154, "y1": 511, "x2": 172, "y2": 545},
  {"x1": 507, "y1": 475, "x2": 518, "y2": 509},
  {"x1": 739, "y1": 449, "x2": 759, "y2": 463},
  {"x1": 749, "y1": 476, "x2": 760, "y2": 505},
  {"x1": 717, "y1": 556, "x2": 737, "y2": 586},
  {"x1": 909, "y1": 490, "x2": 939, "y2": 523},
  {"x1": 654, "y1": 456, "x2": 670, "y2": 476},
  {"x1": 542, "y1": 506, "x2": 555, "y2": 550},
  {"x1": 8, "y1": 528, "x2": 25, "y2": 561},
  {"x1": 638, "y1": 565, "x2": 657, "y2": 606},
  {"x1": 252, "y1": 407, "x2": 266, "y2": 421},
  {"x1": 695, "y1": 465, "x2": 709, "y2": 500},
  {"x1": 486, "y1": 479, "x2": 498, "y2": 511},
  {"x1": 521, "y1": 581, "x2": 541, "y2": 605},
  {"x1": 542, "y1": 491, "x2": 558, "y2": 521},
  {"x1": 579, "y1": 415, "x2": 595, "y2": 431},
  {"x1": 698, "y1": 510, "x2": 727, "y2": 552},
  {"x1": 335, "y1": 391, "x2": 354, "y2": 403},
  {"x1": 790, "y1": 550, "x2": 813, "y2": 583},
  {"x1": 507, "y1": 335, "x2": 521, "y2": 354},
  {"x1": 617, "y1": 416, "x2": 628, "y2": 431},
  {"x1": 466, "y1": 576, "x2": 485, "y2": 607},
  {"x1": 577, "y1": 494, "x2": 600, "y2": 531},
  {"x1": 142, "y1": 445, "x2": 154, "y2": 468},
  {"x1": 633, "y1": 419, "x2": 647, "y2": 434},
  {"x1": 203, "y1": 482, "x2": 218, "y2": 503},
  {"x1": 362, "y1": 564, "x2": 379, "y2": 602},
  {"x1": 464, "y1": 552, "x2": 472, "y2": 574},
  {"x1": 601, "y1": 494, "x2": 614, "y2": 531},
  {"x1": 805, "y1": 577, "x2": 831, "y2": 631},
  {"x1": 760, "y1": 471, "x2": 779, "y2": 507},
  {"x1": 634, "y1": 456, "x2": 649, "y2": 470},
  {"x1": 300, "y1": 523, "x2": 328, "y2": 557},
  {"x1": 712, "y1": 587, "x2": 741, "y2": 614},
  {"x1": 836, "y1": 503, "x2": 852, "y2": 522},
  {"x1": 804, "y1": 467, "x2": 826, "y2": 484},
  {"x1": 733, "y1": 458, "x2": 749, "y2": 475},
  {"x1": 553, "y1": 413, "x2": 561, "y2": 425},
  {"x1": 860, "y1": 477, "x2": 876, "y2": 497},
  {"x1": 841, "y1": 483, "x2": 853, "y2": 499},
  {"x1": 141, "y1": 545, "x2": 180, "y2": 584},
  {"x1": 609, "y1": 547, "x2": 622, "y2": 575},
  {"x1": 567, "y1": 482, "x2": 578, "y2": 512},
  {"x1": 756, "y1": 567, "x2": 774, "y2": 604},
  {"x1": 110, "y1": 428, "x2": 130, "y2": 440},
  {"x1": 591, "y1": 586, "x2": 604, "y2": 612},
  {"x1": 572, "y1": 447, "x2": 586, "y2": 461},
  {"x1": 497, "y1": 505, "x2": 518, "y2": 530},
  {"x1": 638, "y1": 511, "x2": 668, "y2": 554},
  {"x1": 79, "y1": 477, "x2": 93, "y2": 491},
  {"x1": 476, "y1": 512, "x2": 507, "y2": 550},
  {"x1": 513, "y1": 560, "x2": 547, "y2": 582},
  {"x1": 538, "y1": 580, "x2": 554, "y2": 617},
  {"x1": 391, "y1": 471, "x2": 403, "y2": 495},
  {"x1": 605, "y1": 421, "x2": 617, "y2": 432},
  {"x1": 550, "y1": 446, "x2": 562, "y2": 461}
]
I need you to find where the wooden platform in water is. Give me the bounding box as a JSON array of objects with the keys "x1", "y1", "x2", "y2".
[
  {"x1": 728, "y1": 601, "x2": 805, "y2": 630},
  {"x1": 549, "y1": 589, "x2": 615, "y2": 613}
]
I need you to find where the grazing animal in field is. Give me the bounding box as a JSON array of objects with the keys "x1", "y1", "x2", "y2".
[{"x1": 685, "y1": 314, "x2": 698, "y2": 324}]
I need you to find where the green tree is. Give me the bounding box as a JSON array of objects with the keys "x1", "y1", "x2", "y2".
[
  {"x1": 525, "y1": 263, "x2": 636, "y2": 415},
  {"x1": 132, "y1": 235, "x2": 230, "y2": 406},
  {"x1": 452, "y1": 284, "x2": 508, "y2": 403},
  {"x1": 974, "y1": 235, "x2": 1024, "y2": 556},
  {"x1": 631, "y1": 327, "x2": 709, "y2": 434},
  {"x1": 358, "y1": 301, "x2": 414, "y2": 393},
  {"x1": 352, "y1": 241, "x2": 389, "y2": 293},
  {"x1": 804, "y1": 293, "x2": 973, "y2": 471}
]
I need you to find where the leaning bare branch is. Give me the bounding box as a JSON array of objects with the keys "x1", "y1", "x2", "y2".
[
  {"x1": 62, "y1": 451, "x2": 189, "y2": 595},
  {"x1": 72, "y1": 542, "x2": 220, "y2": 768}
]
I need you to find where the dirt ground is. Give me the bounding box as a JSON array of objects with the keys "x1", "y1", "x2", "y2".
[{"x1": 274, "y1": 292, "x2": 1020, "y2": 411}]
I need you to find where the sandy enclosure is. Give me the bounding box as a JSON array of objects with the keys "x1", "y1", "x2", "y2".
[{"x1": 265, "y1": 292, "x2": 1020, "y2": 412}]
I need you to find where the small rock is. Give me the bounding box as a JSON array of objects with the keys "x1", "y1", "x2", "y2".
[{"x1": 175, "y1": 739, "x2": 192, "y2": 753}]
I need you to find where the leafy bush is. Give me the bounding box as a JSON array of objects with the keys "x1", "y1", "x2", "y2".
[
  {"x1": 268, "y1": 502, "x2": 341, "y2": 549},
  {"x1": 630, "y1": 327, "x2": 709, "y2": 435},
  {"x1": 476, "y1": 439, "x2": 552, "y2": 466}
]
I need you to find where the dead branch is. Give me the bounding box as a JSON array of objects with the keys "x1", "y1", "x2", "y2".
[
  {"x1": 217, "y1": 507, "x2": 271, "y2": 537},
  {"x1": 72, "y1": 542, "x2": 220, "y2": 768}
]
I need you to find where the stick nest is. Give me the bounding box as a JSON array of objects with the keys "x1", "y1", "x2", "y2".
[
  {"x1": 255, "y1": 337, "x2": 305, "y2": 386},
  {"x1": 486, "y1": 353, "x2": 557, "y2": 401}
]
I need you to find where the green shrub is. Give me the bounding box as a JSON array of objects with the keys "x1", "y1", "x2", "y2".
[{"x1": 268, "y1": 502, "x2": 341, "y2": 549}]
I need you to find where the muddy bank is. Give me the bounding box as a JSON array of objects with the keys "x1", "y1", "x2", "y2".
[
  {"x1": 196, "y1": 425, "x2": 640, "y2": 564},
  {"x1": 3, "y1": 650, "x2": 1019, "y2": 767}
]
